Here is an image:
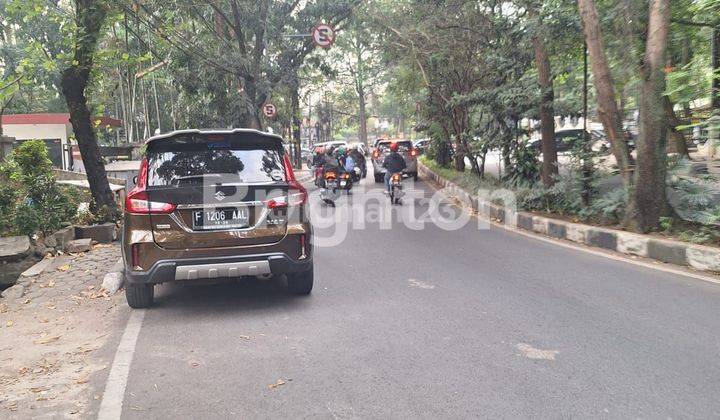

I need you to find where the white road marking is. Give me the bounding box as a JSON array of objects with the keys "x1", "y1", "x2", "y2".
[
  {"x1": 98, "y1": 309, "x2": 146, "y2": 420},
  {"x1": 408, "y1": 278, "x2": 435, "y2": 289},
  {"x1": 516, "y1": 343, "x2": 559, "y2": 360}
]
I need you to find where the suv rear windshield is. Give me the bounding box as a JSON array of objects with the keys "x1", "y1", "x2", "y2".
[
  {"x1": 147, "y1": 137, "x2": 286, "y2": 186},
  {"x1": 378, "y1": 141, "x2": 412, "y2": 151}
]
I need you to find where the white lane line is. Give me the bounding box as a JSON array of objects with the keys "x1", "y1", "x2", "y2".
[{"x1": 98, "y1": 309, "x2": 146, "y2": 420}]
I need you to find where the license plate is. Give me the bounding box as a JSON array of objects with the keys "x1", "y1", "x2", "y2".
[
  {"x1": 340, "y1": 180, "x2": 347, "y2": 186},
  {"x1": 192, "y1": 207, "x2": 249, "y2": 230}
]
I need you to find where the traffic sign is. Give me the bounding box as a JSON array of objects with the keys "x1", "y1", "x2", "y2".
[
  {"x1": 312, "y1": 23, "x2": 336, "y2": 48},
  {"x1": 262, "y1": 103, "x2": 277, "y2": 118}
]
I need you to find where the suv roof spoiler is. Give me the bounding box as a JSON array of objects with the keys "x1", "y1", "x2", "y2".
[{"x1": 145, "y1": 129, "x2": 284, "y2": 145}]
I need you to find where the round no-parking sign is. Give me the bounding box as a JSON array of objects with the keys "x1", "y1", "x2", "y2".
[
  {"x1": 262, "y1": 103, "x2": 277, "y2": 119},
  {"x1": 312, "y1": 23, "x2": 336, "y2": 48}
]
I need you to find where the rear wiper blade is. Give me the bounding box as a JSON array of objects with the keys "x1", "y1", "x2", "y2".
[{"x1": 173, "y1": 174, "x2": 223, "y2": 185}]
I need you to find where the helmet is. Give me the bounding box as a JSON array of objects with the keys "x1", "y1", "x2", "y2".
[
  {"x1": 314, "y1": 146, "x2": 325, "y2": 155},
  {"x1": 337, "y1": 146, "x2": 347, "y2": 156},
  {"x1": 389, "y1": 142, "x2": 399, "y2": 152}
]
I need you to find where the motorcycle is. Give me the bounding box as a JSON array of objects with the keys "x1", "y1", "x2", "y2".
[
  {"x1": 389, "y1": 172, "x2": 404, "y2": 205},
  {"x1": 320, "y1": 170, "x2": 340, "y2": 206},
  {"x1": 339, "y1": 172, "x2": 353, "y2": 193}
]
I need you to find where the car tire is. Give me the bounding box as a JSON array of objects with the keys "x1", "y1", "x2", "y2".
[
  {"x1": 374, "y1": 174, "x2": 383, "y2": 183},
  {"x1": 125, "y1": 283, "x2": 154, "y2": 308},
  {"x1": 287, "y1": 265, "x2": 313, "y2": 295}
]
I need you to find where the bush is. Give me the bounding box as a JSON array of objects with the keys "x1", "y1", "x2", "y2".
[{"x1": 0, "y1": 140, "x2": 80, "y2": 236}]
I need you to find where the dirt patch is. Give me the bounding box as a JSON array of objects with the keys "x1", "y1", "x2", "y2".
[{"x1": 0, "y1": 245, "x2": 126, "y2": 418}]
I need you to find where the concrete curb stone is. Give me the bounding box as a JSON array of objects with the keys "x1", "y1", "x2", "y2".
[{"x1": 647, "y1": 240, "x2": 687, "y2": 266}]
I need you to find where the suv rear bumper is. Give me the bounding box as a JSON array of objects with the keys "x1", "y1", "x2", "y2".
[{"x1": 124, "y1": 252, "x2": 312, "y2": 285}]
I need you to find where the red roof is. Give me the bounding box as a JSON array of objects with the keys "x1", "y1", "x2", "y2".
[{"x1": 1, "y1": 113, "x2": 122, "y2": 128}]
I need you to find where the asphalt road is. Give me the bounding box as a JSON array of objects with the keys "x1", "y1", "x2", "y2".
[{"x1": 118, "y1": 176, "x2": 720, "y2": 419}]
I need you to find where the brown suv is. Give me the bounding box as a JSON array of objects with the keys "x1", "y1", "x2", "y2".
[{"x1": 122, "y1": 129, "x2": 313, "y2": 308}]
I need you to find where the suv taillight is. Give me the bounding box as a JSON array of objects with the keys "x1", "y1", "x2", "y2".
[
  {"x1": 372, "y1": 149, "x2": 380, "y2": 159},
  {"x1": 125, "y1": 158, "x2": 176, "y2": 214},
  {"x1": 281, "y1": 155, "x2": 308, "y2": 207}
]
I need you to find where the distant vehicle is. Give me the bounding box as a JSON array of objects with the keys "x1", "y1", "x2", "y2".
[
  {"x1": 528, "y1": 129, "x2": 635, "y2": 154},
  {"x1": 371, "y1": 139, "x2": 418, "y2": 182},
  {"x1": 122, "y1": 129, "x2": 313, "y2": 308},
  {"x1": 413, "y1": 139, "x2": 430, "y2": 153},
  {"x1": 347, "y1": 142, "x2": 368, "y2": 156},
  {"x1": 312, "y1": 140, "x2": 348, "y2": 152}
]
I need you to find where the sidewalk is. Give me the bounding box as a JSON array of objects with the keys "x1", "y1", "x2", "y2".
[{"x1": 0, "y1": 244, "x2": 125, "y2": 417}]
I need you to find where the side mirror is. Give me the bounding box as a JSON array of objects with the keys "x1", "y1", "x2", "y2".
[{"x1": 132, "y1": 175, "x2": 138, "y2": 185}]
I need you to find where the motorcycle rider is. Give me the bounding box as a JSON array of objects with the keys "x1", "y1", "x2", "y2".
[
  {"x1": 312, "y1": 146, "x2": 326, "y2": 186},
  {"x1": 348, "y1": 145, "x2": 366, "y2": 178},
  {"x1": 382, "y1": 142, "x2": 406, "y2": 193},
  {"x1": 340, "y1": 146, "x2": 356, "y2": 174}
]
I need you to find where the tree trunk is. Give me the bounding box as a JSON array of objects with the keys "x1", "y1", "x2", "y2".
[
  {"x1": 358, "y1": 84, "x2": 369, "y2": 146},
  {"x1": 532, "y1": 29, "x2": 558, "y2": 187},
  {"x1": 61, "y1": 70, "x2": 116, "y2": 215},
  {"x1": 578, "y1": 0, "x2": 633, "y2": 186},
  {"x1": 60, "y1": 0, "x2": 116, "y2": 217},
  {"x1": 629, "y1": 0, "x2": 671, "y2": 232}
]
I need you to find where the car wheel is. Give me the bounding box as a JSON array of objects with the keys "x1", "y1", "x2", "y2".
[
  {"x1": 374, "y1": 174, "x2": 383, "y2": 183},
  {"x1": 287, "y1": 265, "x2": 313, "y2": 295},
  {"x1": 125, "y1": 283, "x2": 154, "y2": 308}
]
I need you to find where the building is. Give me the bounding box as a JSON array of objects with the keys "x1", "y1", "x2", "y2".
[{"x1": 0, "y1": 113, "x2": 122, "y2": 170}]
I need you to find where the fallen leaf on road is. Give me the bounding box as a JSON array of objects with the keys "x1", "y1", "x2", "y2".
[
  {"x1": 75, "y1": 377, "x2": 89, "y2": 384},
  {"x1": 23, "y1": 299, "x2": 31, "y2": 304},
  {"x1": 190, "y1": 361, "x2": 200, "y2": 367},
  {"x1": 18, "y1": 367, "x2": 29, "y2": 375},
  {"x1": 6, "y1": 321, "x2": 13, "y2": 327},
  {"x1": 57, "y1": 265, "x2": 70, "y2": 272},
  {"x1": 39, "y1": 318, "x2": 49, "y2": 323},
  {"x1": 30, "y1": 386, "x2": 49, "y2": 393},
  {"x1": 47, "y1": 280, "x2": 56, "y2": 287},
  {"x1": 239, "y1": 335, "x2": 250, "y2": 340},
  {"x1": 34, "y1": 335, "x2": 61, "y2": 345},
  {"x1": 268, "y1": 379, "x2": 286, "y2": 389}
]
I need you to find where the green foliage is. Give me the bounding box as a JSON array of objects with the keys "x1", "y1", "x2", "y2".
[
  {"x1": 0, "y1": 140, "x2": 80, "y2": 236},
  {"x1": 502, "y1": 145, "x2": 540, "y2": 187}
]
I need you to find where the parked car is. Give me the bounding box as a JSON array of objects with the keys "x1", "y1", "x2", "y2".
[
  {"x1": 413, "y1": 139, "x2": 431, "y2": 154},
  {"x1": 371, "y1": 139, "x2": 418, "y2": 182},
  {"x1": 122, "y1": 129, "x2": 313, "y2": 308},
  {"x1": 528, "y1": 128, "x2": 635, "y2": 154}
]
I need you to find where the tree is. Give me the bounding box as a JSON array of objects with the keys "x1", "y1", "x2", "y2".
[
  {"x1": 577, "y1": 0, "x2": 633, "y2": 188},
  {"x1": 530, "y1": 8, "x2": 558, "y2": 187},
  {"x1": 61, "y1": 0, "x2": 117, "y2": 215},
  {"x1": 630, "y1": 0, "x2": 672, "y2": 232}
]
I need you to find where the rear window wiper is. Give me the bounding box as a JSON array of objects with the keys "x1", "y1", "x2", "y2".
[{"x1": 173, "y1": 174, "x2": 223, "y2": 185}]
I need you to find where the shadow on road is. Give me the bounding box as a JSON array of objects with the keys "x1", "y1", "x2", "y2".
[{"x1": 150, "y1": 276, "x2": 311, "y2": 313}]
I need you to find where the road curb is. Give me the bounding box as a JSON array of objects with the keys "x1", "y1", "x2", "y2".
[
  {"x1": 102, "y1": 258, "x2": 125, "y2": 295},
  {"x1": 419, "y1": 161, "x2": 720, "y2": 275}
]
